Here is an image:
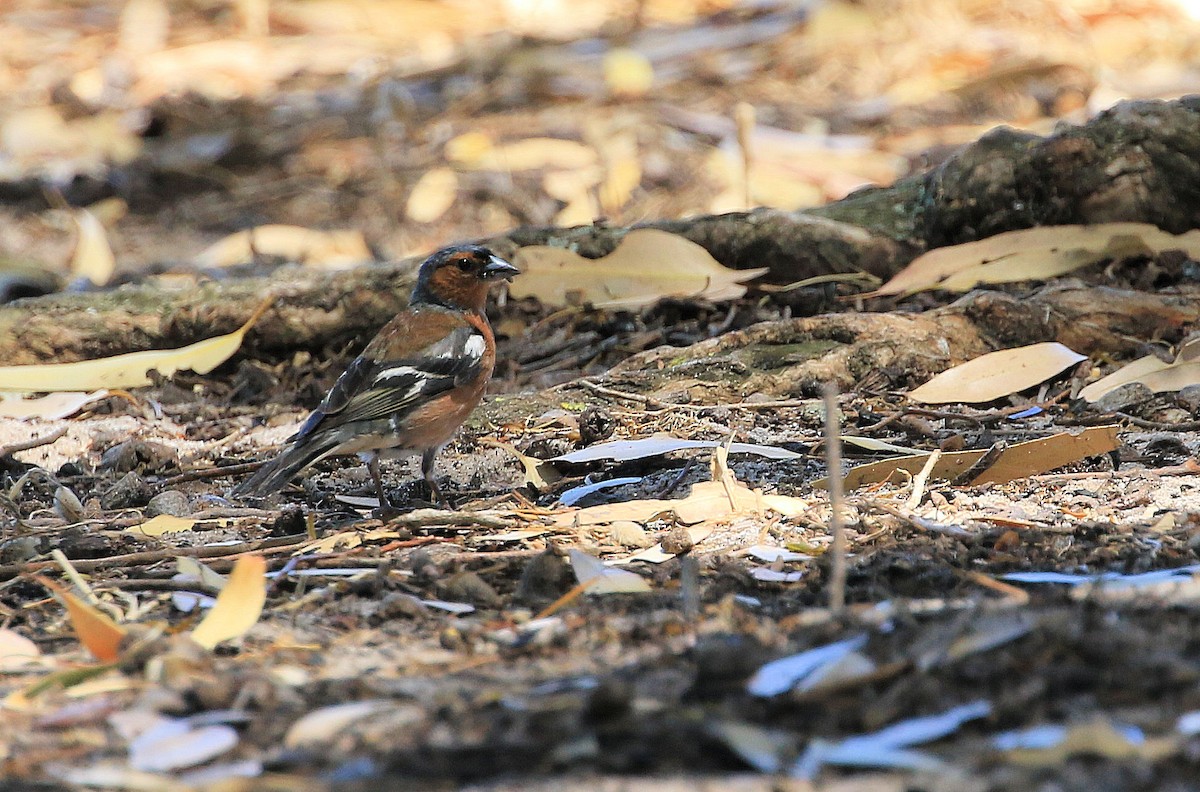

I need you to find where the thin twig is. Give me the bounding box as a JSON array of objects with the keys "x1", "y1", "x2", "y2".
[
  {"x1": 157, "y1": 460, "x2": 266, "y2": 487},
  {"x1": 383, "y1": 508, "x2": 517, "y2": 531},
  {"x1": 861, "y1": 498, "x2": 976, "y2": 540},
  {"x1": 958, "y1": 570, "x2": 1031, "y2": 604},
  {"x1": 101, "y1": 578, "x2": 222, "y2": 593},
  {"x1": 0, "y1": 426, "x2": 68, "y2": 457},
  {"x1": 1029, "y1": 458, "x2": 1200, "y2": 482},
  {"x1": 573, "y1": 378, "x2": 810, "y2": 412},
  {"x1": 823, "y1": 383, "x2": 846, "y2": 614},
  {"x1": 906, "y1": 450, "x2": 942, "y2": 509},
  {"x1": 0, "y1": 533, "x2": 308, "y2": 583}
]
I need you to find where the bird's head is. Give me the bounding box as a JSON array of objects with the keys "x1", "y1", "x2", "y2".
[{"x1": 410, "y1": 244, "x2": 520, "y2": 312}]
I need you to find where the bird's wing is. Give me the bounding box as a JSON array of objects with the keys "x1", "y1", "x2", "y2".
[{"x1": 289, "y1": 309, "x2": 487, "y2": 442}]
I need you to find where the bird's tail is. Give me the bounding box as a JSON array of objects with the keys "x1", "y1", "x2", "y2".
[{"x1": 232, "y1": 435, "x2": 339, "y2": 498}]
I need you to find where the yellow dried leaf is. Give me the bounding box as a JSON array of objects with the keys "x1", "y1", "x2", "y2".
[
  {"x1": 543, "y1": 168, "x2": 602, "y2": 201},
  {"x1": 405, "y1": 168, "x2": 459, "y2": 224},
  {"x1": 191, "y1": 554, "x2": 267, "y2": 650},
  {"x1": 599, "y1": 155, "x2": 641, "y2": 213},
  {"x1": 0, "y1": 297, "x2": 273, "y2": 392},
  {"x1": 35, "y1": 576, "x2": 126, "y2": 663},
  {"x1": 444, "y1": 131, "x2": 494, "y2": 165},
  {"x1": 868, "y1": 223, "x2": 1200, "y2": 298},
  {"x1": 554, "y1": 195, "x2": 599, "y2": 227},
  {"x1": 452, "y1": 137, "x2": 598, "y2": 172},
  {"x1": 128, "y1": 515, "x2": 215, "y2": 537},
  {"x1": 69, "y1": 210, "x2": 116, "y2": 287},
  {"x1": 604, "y1": 48, "x2": 654, "y2": 97},
  {"x1": 86, "y1": 197, "x2": 129, "y2": 227},
  {"x1": 909, "y1": 342, "x2": 1086, "y2": 404},
  {"x1": 296, "y1": 530, "x2": 364, "y2": 555},
  {"x1": 481, "y1": 440, "x2": 561, "y2": 491},
  {"x1": 510, "y1": 229, "x2": 767, "y2": 309},
  {"x1": 119, "y1": 0, "x2": 170, "y2": 57},
  {"x1": 194, "y1": 225, "x2": 372, "y2": 270}
]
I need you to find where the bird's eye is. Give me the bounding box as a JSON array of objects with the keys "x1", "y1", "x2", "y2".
[{"x1": 455, "y1": 257, "x2": 473, "y2": 271}]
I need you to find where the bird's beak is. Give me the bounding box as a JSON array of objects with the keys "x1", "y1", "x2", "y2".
[{"x1": 482, "y1": 254, "x2": 520, "y2": 280}]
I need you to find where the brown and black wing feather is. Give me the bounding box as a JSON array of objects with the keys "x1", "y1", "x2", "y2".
[{"x1": 233, "y1": 308, "x2": 486, "y2": 496}]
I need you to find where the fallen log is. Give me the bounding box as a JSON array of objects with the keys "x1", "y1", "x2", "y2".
[{"x1": 2, "y1": 97, "x2": 1198, "y2": 365}]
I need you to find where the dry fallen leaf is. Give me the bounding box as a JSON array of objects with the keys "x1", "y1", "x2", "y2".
[
  {"x1": 0, "y1": 297, "x2": 273, "y2": 393},
  {"x1": 603, "y1": 48, "x2": 654, "y2": 97},
  {"x1": 555, "y1": 446, "x2": 808, "y2": 548},
  {"x1": 194, "y1": 225, "x2": 373, "y2": 270},
  {"x1": 818, "y1": 450, "x2": 988, "y2": 490},
  {"x1": 867, "y1": 223, "x2": 1200, "y2": 297},
  {"x1": 510, "y1": 229, "x2": 767, "y2": 309},
  {"x1": 0, "y1": 390, "x2": 109, "y2": 420},
  {"x1": 285, "y1": 700, "x2": 393, "y2": 748},
  {"x1": 447, "y1": 135, "x2": 598, "y2": 172},
  {"x1": 190, "y1": 554, "x2": 267, "y2": 650},
  {"x1": 0, "y1": 628, "x2": 43, "y2": 672},
  {"x1": 482, "y1": 440, "x2": 562, "y2": 490},
  {"x1": 127, "y1": 515, "x2": 230, "y2": 538},
  {"x1": 1081, "y1": 337, "x2": 1200, "y2": 402},
  {"x1": 36, "y1": 576, "x2": 126, "y2": 663},
  {"x1": 909, "y1": 342, "x2": 1085, "y2": 404},
  {"x1": 129, "y1": 718, "x2": 239, "y2": 773},
  {"x1": 968, "y1": 425, "x2": 1120, "y2": 485},
  {"x1": 825, "y1": 425, "x2": 1120, "y2": 489},
  {"x1": 405, "y1": 168, "x2": 459, "y2": 224},
  {"x1": 70, "y1": 210, "x2": 116, "y2": 287},
  {"x1": 568, "y1": 549, "x2": 651, "y2": 594}
]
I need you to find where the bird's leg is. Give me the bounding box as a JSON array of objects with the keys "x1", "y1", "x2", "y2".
[
  {"x1": 366, "y1": 453, "x2": 389, "y2": 508},
  {"x1": 422, "y1": 447, "x2": 448, "y2": 508}
]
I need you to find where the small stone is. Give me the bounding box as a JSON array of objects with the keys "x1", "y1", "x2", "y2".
[
  {"x1": 265, "y1": 505, "x2": 308, "y2": 537},
  {"x1": 1178, "y1": 384, "x2": 1200, "y2": 414},
  {"x1": 146, "y1": 490, "x2": 192, "y2": 517},
  {"x1": 439, "y1": 571, "x2": 502, "y2": 609},
  {"x1": 370, "y1": 592, "x2": 430, "y2": 624},
  {"x1": 609, "y1": 522, "x2": 653, "y2": 548},
  {"x1": 578, "y1": 406, "x2": 615, "y2": 445},
  {"x1": 101, "y1": 472, "x2": 152, "y2": 510},
  {"x1": 659, "y1": 525, "x2": 694, "y2": 556},
  {"x1": 1091, "y1": 381, "x2": 1153, "y2": 413},
  {"x1": 99, "y1": 440, "x2": 178, "y2": 475},
  {"x1": 0, "y1": 536, "x2": 43, "y2": 564},
  {"x1": 53, "y1": 486, "x2": 85, "y2": 522},
  {"x1": 515, "y1": 550, "x2": 573, "y2": 604}
]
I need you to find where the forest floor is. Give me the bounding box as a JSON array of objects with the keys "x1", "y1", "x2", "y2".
[{"x1": 4, "y1": 1, "x2": 1200, "y2": 790}]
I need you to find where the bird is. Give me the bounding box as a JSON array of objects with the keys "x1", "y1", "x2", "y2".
[{"x1": 233, "y1": 243, "x2": 519, "y2": 507}]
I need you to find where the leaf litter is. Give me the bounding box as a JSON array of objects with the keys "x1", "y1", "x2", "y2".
[{"x1": 5, "y1": 0, "x2": 1200, "y2": 789}]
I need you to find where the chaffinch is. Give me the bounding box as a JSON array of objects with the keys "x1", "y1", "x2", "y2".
[{"x1": 233, "y1": 244, "x2": 519, "y2": 506}]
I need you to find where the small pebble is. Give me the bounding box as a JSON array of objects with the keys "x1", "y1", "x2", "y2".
[
  {"x1": 439, "y1": 571, "x2": 502, "y2": 609},
  {"x1": 146, "y1": 490, "x2": 192, "y2": 517},
  {"x1": 101, "y1": 472, "x2": 152, "y2": 510},
  {"x1": 659, "y1": 525, "x2": 694, "y2": 556},
  {"x1": 515, "y1": 550, "x2": 573, "y2": 604}
]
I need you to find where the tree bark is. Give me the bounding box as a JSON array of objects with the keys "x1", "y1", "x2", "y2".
[{"x1": 3, "y1": 96, "x2": 1199, "y2": 365}]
